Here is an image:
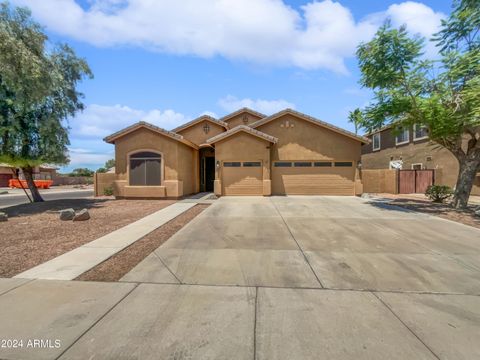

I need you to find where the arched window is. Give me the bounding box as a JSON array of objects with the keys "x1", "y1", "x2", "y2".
[{"x1": 129, "y1": 151, "x2": 161, "y2": 186}]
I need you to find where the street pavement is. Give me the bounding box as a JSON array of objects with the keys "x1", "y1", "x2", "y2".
[{"x1": 0, "y1": 188, "x2": 93, "y2": 209}]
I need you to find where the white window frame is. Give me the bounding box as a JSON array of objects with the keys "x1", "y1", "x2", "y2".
[
  {"x1": 411, "y1": 163, "x2": 423, "y2": 170},
  {"x1": 413, "y1": 124, "x2": 429, "y2": 141},
  {"x1": 372, "y1": 133, "x2": 381, "y2": 151},
  {"x1": 395, "y1": 128, "x2": 410, "y2": 146}
]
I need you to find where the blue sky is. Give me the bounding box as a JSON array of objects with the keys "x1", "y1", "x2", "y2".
[{"x1": 12, "y1": 0, "x2": 452, "y2": 172}]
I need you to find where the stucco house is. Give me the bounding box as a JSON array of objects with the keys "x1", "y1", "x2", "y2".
[
  {"x1": 361, "y1": 124, "x2": 480, "y2": 195},
  {"x1": 103, "y1": 108, "x2": 368, "y2": 198}
]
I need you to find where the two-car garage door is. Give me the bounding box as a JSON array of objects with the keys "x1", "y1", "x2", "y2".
[
  {"x1": 272, "y1": 161, "x2": 355, "y2": 195},
  {"x1": 222, "y1": 160, "x2": 356, "y2": 195}
]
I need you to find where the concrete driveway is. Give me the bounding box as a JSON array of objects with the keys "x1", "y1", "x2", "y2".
[
  {"x1": 124, "y1": 196, "x2": 480, "y2": 293},
  {"x1": 2, "y1": 196, "x2": 480, "y2": 360}
]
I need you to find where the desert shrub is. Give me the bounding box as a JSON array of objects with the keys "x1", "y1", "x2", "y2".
[
  {"x1": 103, "y1": 186, "x2": 114, "y2": 196},
  {"x1": 425, "y1": 185, "x2": 453, "y2": 203}
]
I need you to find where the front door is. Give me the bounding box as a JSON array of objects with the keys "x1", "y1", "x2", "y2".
[
  {"x1": 200, "y1": 148, "x2": 215, "y2": 192},
  {"x1": 204, "y1": 157, "x2": 215, "y2": 191}
]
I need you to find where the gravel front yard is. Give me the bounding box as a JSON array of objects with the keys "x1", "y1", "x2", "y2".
[
  {"x1": 0, "y1": 198, "x2": 175, "y2": 277},
  {"x1": 371, "y1": 193, "x2": 480, "y2": 229}
]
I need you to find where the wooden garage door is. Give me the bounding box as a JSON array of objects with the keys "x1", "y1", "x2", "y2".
[
  {"x1": 272, "y1": 161, "x2": 355, "y2": 195},
  {"x1": 222, "y1": 161, "x2": 263, "y2": 195}
]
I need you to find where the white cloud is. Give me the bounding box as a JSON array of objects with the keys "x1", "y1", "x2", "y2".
[
  {"x1": 218, "y1": 95, "x2": 295, "y2": 115},
  {"x1": 68, "y1": 149, "x2": 112, "y2": 167},
  {"x1": 11, "y1": 0, "x2": 445, "y2": 73},
  {"x1": 386, "y1": 1, "x2": 445, "y2": 39},
  {"x1": 69, "y1": 104, "x2": 190, "y2": 138}
]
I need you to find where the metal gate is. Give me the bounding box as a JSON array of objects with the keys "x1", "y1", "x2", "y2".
[{"x1": 398, "y1": 170, "x2": 434, "y2": 194}]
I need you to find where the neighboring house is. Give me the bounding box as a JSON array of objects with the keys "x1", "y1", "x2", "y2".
[
  {"x1": 0, "y1": 164, "x2": 57, "y2": 187},
  {"x1": 361, "y1": 125, "x2": 480, "y2": 195},
  {"x1": 103, "y1": 108, "x2": 368, "y2": 198}
]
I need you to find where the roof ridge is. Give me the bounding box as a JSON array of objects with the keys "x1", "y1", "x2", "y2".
[
  {"x1": 218, "y1": 107, "x2": 267, "y2": 122},
  {"x1": 250, "y1": 108, "x2": 369, "y2": 143},
  {"x1": 206, "y1": 124, "x2": 277, "y2": 144},
  {"x1": 172, "y1": 115, "x2": 228, "y2": 133},
  {"x1": 103, "y1": 121, "x2": 199, "y2": 149}
]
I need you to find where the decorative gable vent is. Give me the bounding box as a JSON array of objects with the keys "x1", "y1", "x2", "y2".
[
  {"x1": 203, "y1": 123, "x2": 210, "y2": 134},
  {"x1": 242, "y1": 115, "x2": 249, "y2": 124},
  {"x1": 280, "y1": 120, "x2": 294, "y2": 128}
]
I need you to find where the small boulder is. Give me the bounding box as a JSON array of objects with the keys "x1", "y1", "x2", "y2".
[
  {"x1": 59, "y1": 208, "x2": 75, "y2": 221},
  {"x1": 73, "y1": 208, "x2": 90, "y2": 221},
  {"x1": 0, "y1": 212, "x2": 8, "y2": 222}
]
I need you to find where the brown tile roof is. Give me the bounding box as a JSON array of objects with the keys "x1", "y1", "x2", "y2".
[
  {"x1": 219, "y1": 107, "x2": 266, "y2": 123},
  {"x1": 206, "y1": 125, "x2": 278, "y2": 144},
  {"x1": 250, "y1": 108, "x2": 370, "y2": 144},
  {"x1": 172, "y1": 115, "x2": 228, "y2": 133},
  {"x1": 103, "y1": 121, "x2": 198, "y2": 149}
]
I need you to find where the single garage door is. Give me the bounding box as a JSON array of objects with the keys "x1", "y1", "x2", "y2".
[
  {"x1": 222, "y1": 161, "x2": 263, "y2": 195},
  {"x1": 272, "y1": 161, "x2": 355, "y2": 195},
  {"x1": 0, "y1": 174, "x2": 12, "y2": 187}
]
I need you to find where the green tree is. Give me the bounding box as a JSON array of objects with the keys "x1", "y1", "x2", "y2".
[
  {"x1": 0, "y1": 3, "x2": 92, "y2": 201},
  {"x1": 69, "y1": 168, "x2": 94, "y2": 177},
  {"x1": 104, "y1": 159, "x2": 115, "y2": 169},
  {"x1": 96, "y1": 159, "x2": 114, "y2": 173},
  {"x1": 355, "y1": 0, "x2": 480, "y2": 209},
  {"x1": 348, "y1": 108, "x2": 363, "y2": 134}
]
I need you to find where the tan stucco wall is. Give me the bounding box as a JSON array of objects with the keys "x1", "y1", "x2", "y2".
[
  {"x1": 113, "y1": 127, "x2": 195, "y2": 198},
  {"x1": 256, "y1": 114, "x2": 362, "y2": 163},
  {"x1": 214, "y1": 132, "x2": 271, "y2": 195},
  {"x1": 361, "y1": 169, "x2": 398, "y2": 194},
  {"x1": 176, "y1": 145, "x2": 197, "y2": 196},
  {"x1": 94, "y1": 173, "x2": 116, "y2": 196},
  {"x1": 177, "y1": 120, "x2": 225, "y2": 146},
  {"x1": 224, "y1": 113, "x2": 263, "y2": 128}
]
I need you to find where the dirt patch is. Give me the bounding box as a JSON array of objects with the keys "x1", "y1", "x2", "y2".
[
  {"x1": 372, "y1": 194, "x2": 480, "y2": 229},
  {"x1": 76, "y1": 204, "x2": 208, "y2": 282},
  {"x1": 0, "y1": 199, "x2": 175, "y2": 277}
]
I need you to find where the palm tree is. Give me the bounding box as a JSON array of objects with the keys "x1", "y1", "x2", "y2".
[{"x1": 348, "y1": 108, "x2": 363, "y2": 134}]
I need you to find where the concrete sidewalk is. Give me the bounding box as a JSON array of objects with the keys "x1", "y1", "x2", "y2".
[{"x1": 14, "y1": 202, "x2": 195, "y2": 280}]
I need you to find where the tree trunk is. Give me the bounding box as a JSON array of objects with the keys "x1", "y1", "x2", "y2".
[
  {"x1": 22, "y1": 166, "x2": 44, "y2": 202},
  {"x1": 451, "y1": 156, "x2": 480, "y2": 209}
]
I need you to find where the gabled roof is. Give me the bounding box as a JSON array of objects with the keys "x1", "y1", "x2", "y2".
[
  {"x1": 206, "y1": 125, "x2": 278, "y2": 144},
  {"x1": 250, "y1": 108, "x2": 369, "y2": 144},
  {"x1": 172, "y1": 115, "x2": 228, "y2": 133},
  {"x1": 219, "y1": 107, "x2": 266, "y2": 123},
  {"x1": 103, "y1": 121, "x2": 198, "y2": 149}
]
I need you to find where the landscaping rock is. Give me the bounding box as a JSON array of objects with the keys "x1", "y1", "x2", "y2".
[
  {"x1": 73, "y1": 208, "x2": 90, "y2": 221},
  {"x1": 0, "y1": 212, "x2": 8, "y2": 222},
  {"x1": 59, "y1": 208, "x2": 75, "y2": 221},
  {"x1": 475, "y1": 209, "x2": 480, "y2": 217}
]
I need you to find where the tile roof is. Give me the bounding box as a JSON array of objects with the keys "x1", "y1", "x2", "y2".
[
  {"x1": 172, "y1": 115, "x2": 228, "y2": 133},
  {"x1": 103, "y1": 121, "x2": 198, "y2": 149},
  {"x1": 206, "y1": 125, "x2": 278, "y2": 144},
  {"x1": 250, "y1": 108, "x2": 370, "y2": 144},
  {"x1": 218, "y1": 107, "x2": 267, "y2": 123}
]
